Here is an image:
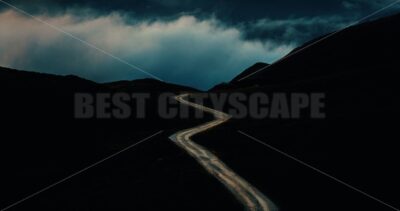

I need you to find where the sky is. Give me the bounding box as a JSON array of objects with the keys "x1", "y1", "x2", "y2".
[{"x1": 0, "y1": 0, "x2": 399, "y2": 90}]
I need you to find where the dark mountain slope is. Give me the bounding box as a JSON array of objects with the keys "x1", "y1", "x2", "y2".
[
  {"x1": 230, "y1": 13, "x2": 400, "y2": 87},
  {"x1": 210, "y1": 62, "x2": 269, "y2": 91},
  {"x1": 230, "y1": 62, "x2": 269, "y2": 83}
]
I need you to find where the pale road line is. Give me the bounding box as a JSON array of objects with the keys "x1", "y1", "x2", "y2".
[{"x1": 169, "y1": 94, "x2": 277, "y2": 211}]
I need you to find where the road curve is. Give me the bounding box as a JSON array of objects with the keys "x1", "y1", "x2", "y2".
[{"x1": 169, "y1": 94, "x2": 277, "y2": 211}]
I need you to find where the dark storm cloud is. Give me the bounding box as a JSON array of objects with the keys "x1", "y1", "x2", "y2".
[
  {"x1": 2, "y1": 0, "x2": 398, "y2": 43},
  {"x1": 242, "y1": 15, "x2": 351, "y2": 44},
  {"x1": 4, "y1": 0, "x2": 396, "y2": 20}
]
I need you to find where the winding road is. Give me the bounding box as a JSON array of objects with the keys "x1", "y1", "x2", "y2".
[{"x1": 169, "y1": 94, "x2": 276, "y2": 211}]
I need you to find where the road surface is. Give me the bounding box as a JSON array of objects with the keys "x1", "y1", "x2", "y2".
[{"x1": 169, "y1": 94, "x2": 277, "y2": 211}]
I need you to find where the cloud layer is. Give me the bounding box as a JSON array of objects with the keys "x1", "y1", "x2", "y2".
[
  {"x1": 0, "y1": 10, "x2": 293, "y2": 89},
  {"x1": 243, "y1": 16, "x2": 351, "y2": 44}
]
